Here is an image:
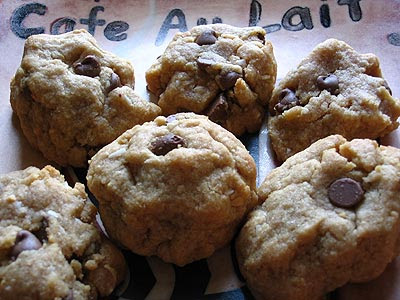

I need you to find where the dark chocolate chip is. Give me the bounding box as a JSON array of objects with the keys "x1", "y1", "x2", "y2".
[
  {"x1": 204, "y1": 93, "x2": 229, "y2": 123},
  {"x1": 317, "y1": 74, "x2": 339, "y2": 95},
  {"x1": 10, "y1": 230, "x2": 42, "y2": 260},
  {"x1": 328, "y1": 178, "x2": 364, "y2": 208},
  {"x1": 34, "y1": 218, "x2": 49, "y2": 242},
  {"x1": 197, "y1": 57, "x2": 214, "y2": 70},
  {"x1": 195, "y1": 30, "x2": 217, "y2": 45},
  {"x1": 383, "y1": 80, "x2": 393, "y2": 95},
  {"x1": 150, "y1": 134, "x2": 185, "y2": 156},
  {"x1": 73, "y1": 55, "x2": 101, "y2": 77},
  {"x1": 107, "y1": 72, "x2": 122, "y2": 93},
  {"x1": 257, "y1": 33, "x2": 265, "y2": 44},
  {"x1": 217, "y1": 71, "x2": 242, "y2": 91},
  {"x1": 274, "y1": 88, "x2": 300, "y2": 114}
]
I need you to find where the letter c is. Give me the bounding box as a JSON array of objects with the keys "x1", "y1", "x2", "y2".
[{"x1": 10, "y1": 3, "x2": 47, "y2": 39}]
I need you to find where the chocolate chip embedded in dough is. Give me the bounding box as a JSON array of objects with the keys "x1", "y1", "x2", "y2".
[
  {"x1": 217, "y1": 71, "x2": 242, "y2": 91},
  {"x1": 150, "y1": 134, "x2": 186, "y2": 156},
  {"x1": 73, "y1": 55, "x2": 101, "y2": 77},
  {"x1": 257, "y1": 33, "x2": 265, "y2": 44},
  {"x1": 328, "y1": 178, "x2": 364, "y2": 208},
  {"x1": 195, "y1": 30, "x2": 217, "y2": 45},
  {"x1": 10, "y1": 230, "x2": 42, "y2": 260},
  {"x1": 317, "y1": 74, "x2": 339, "y2": 95},
  {"x1": 34, "y1": 218, "x2": 49, "y2": 242},
  {"x1": 274, "y1": 88, "x2": 300, "y2": 114},
  {"x1": 204, "y1": 93, "x2": 229, "y2": 123},
  {"x1": 107, "y1": 72, "x2": 122, "y2": 93}
]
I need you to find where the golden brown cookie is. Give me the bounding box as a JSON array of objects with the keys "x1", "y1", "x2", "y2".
[
  {"x1": 236, "y1": 135, "x2": 400, "y2": 300},
  {"x1": 87, "y1": 113, "x2": 258, "y2": 266},
  {"x1": 146, "y1": 24, "x2": 277, "y2": 136},
  {"x1": 268, "y1": 39, "x2": 400, "y2": 161},
  {"x1": 10, "y1": 29, "x2": 161, "y2": 167},
  {"x1": 0, "y1": 166, "x2": 126, "y2": 300}
]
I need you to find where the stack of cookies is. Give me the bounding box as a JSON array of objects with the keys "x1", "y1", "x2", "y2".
[{"x1": 2, "y1": 23, "x2": 400, "y2": 300}]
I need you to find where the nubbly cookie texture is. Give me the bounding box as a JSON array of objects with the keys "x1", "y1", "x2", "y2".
[
  {"x1": 236, "y1": 135, "x2": 400, "y2": 300},
  {"x1": 10, "y1": 29, "x2": 161, "y2": 167},
  {"x1": 0, "y1": 166, "x2": 126, "y2": 300},
  {"x1": 146, "y1": 24, "x2": 277, "y2": 136},
  {"x1": 87, "y1": 113, "x2": 258, "y2": 266},
  {"x1": 268, "y1": 38, "x2": 400, "y2": 161}
]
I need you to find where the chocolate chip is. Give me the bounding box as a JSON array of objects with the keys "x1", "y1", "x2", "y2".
[
  {"x1": 150, "y1": 134, "x2": 185, "y2": 156},
  {"x1": 317, "y1": 74, "x2": 339, "y2": 95},
  {"x1": 383, "y1": 80, "x2": 393, "y2": 95},
  {"x1": 195, "y1": 30, "x2": 217, "y2": 45},
  {"x1": 197, "y1": 57, "x2": 214, "y2": 70},
  {"x1": 328, "y1": 178, "x2": 364, "y2": 208},
  {"x1": 257, "y1": 33, "x2": 265, "y2": 44},
  {"x1": 10, "y1": 230, "x2": 42, "y2": 260},
  {"x1": 73, "y1": 55, "x2": 101, "y2": 77},
  {"x1": 217, "y1": 71, "x2": 242, "y2": 91},
  {"x1": 204, "y1": 93, "x2": 229, "y2": 123},
  {"x1": 274, "y1": 88, "x2": 300, "y2": 114},
  {"x1": 107, "y1": 72, "x2": 122, "y2": 93},
  {"x1": 34, "y1": 218, "x2": 48, "y2": 242}
]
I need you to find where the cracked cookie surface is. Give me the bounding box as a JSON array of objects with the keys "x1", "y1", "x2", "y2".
[
  {"x1": 236, "y1": 135, "x2": 400, "y2": 300},
  {"x1": 87, "y1": 113, "x2": 258, "y2": 266},
  {"x1": 268, "y1": 38, "x2": 400, "y2": 161},
  {"x1": 0, "y1": 166, "x2": 126, "y2": 300},
  {"x1": 146, "y1": 24, "x2": 277, "y2": 136},
  {"x1": 10, "y1": 29, "x2": 161, "y2": 167}
]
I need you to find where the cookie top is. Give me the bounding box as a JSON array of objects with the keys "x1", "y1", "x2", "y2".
[
  {"x1": 236, "y1": 135, "x2": 400, "y2": 300},
  {"x1": 87, "y1": 113, "x2": 258, "y2": 266},
  {"x1": 146, "y1": 24, "x2": 277, "y2": 136},
  {"x1": 10, "y1": 29, "x2": 161, "y2": 167},
  {"x1": 0, "y1": 166, "x2": 126, "y2": 300},
  {"x1": 268, "y1": 38, "x2": 400, "y2": 161}
]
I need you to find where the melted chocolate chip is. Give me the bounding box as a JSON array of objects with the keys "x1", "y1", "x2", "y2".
[
  {"x1": 204, "y1": 94, "x2": 229, "y2": 123},
  {"x1": 217, "y1": 71, "x2": 242, "y2": 91},
  {"x1": 274, "y1": 88, "x2": 300, "y2": 114},
  {"x1": 383, "y1": 80, "x2": 393, "y2": 95},
  {"x1": 10, "y1": 230, "x2": 42, "y2": 260},
  {"x1": 150, "y1": 134, "x2": 185, "y2": 156},
  {"x1": 317, "y1": 74, "x2": 339, "y2": 95},
  {"x1": 107, "y1": 72, "x2": 122, "y2": 93},
  {"x1": 195, "y1": 30, "x2": 217, "y2": 45},
  {"x1": 328, "y1": 178, "x2": 364, "y2": 208},
  {"x1": 73, "y1": 55, "x2": 101, "y2": 77}
]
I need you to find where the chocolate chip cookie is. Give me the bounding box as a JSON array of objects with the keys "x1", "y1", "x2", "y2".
[
  {"x1": 87, "y1": 113, "x2": 258, "y2": 266},
  {"x1": 236, "y1": 135, "x2": 400, "y2": 300},
  {"x1": 10, "y1": 29, "x2": 161, "y2": 167},
  {"x1": 146, "y1": 24, "x2": 277, "y2": 136},
  {"x1": 0, "y1": 166, "x2": 126, "y2": 300},
  {"x1": 268, "y1": 38, "x2": 400, "y2": 161}
]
